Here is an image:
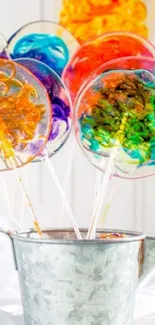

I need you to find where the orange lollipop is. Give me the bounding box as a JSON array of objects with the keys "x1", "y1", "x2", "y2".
[
  {"x1": 0, "y1": 59, "x2": 51, "y2": 170},
  {"x1": 0, "y1": 59, "x2": 52, "y2": 235},
  {"x1": 60, "y1": 0, "x2": 148, "y2": 44}
]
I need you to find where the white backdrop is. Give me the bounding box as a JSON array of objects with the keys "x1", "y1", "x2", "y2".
[{"x1": 0, "y1": 0, "x2": 154, "y2": 235}]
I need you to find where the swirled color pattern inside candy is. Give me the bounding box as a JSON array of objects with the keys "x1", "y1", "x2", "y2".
[
  {"x1": 78, "y1": 69, "x2": 155, "y2": 169},
  {"x1": 63, "y1": 33, "x2": 155, "y2": 102},
  {"x1": 15, "y1": 58, "x2": 71, "y2": 159},
  {"x1": 48, "y1": 97, "x2": 70, "y2": 141},
  {"x1": 11, "y1": 33, "x2": 69, "y2": 76},
  {"x1": 0, "y1": 59, "x2": 51, "y2": 169},
  {"x1": 60, "y1": 0, "x2": 148, "y2": 43}
]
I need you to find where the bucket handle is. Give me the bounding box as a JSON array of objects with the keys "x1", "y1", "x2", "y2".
[{"x1": 0, "y1": 228, "x2": 18, "y2": 270}]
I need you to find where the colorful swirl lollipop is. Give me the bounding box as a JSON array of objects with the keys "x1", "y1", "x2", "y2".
[
  {"x1": 15, "y1": 58, "x2": 72, "y2": 160},
  {"x1": 0, "y1": 59, "x2": 51, "y2": 171},
  {"x1": 75, "y1": 57, "x2": 155, "y2": 179},
  {"x1": 7, "y1": 20, "x2": 79, "y2": 76},
  {"x1": 62, "y1": 32, "x2": 155, "y2": 103}
]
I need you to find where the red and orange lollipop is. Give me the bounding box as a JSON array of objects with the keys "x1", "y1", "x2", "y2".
[{"x1": 62, "y1": 32, "x2": 155, "y2": 103}]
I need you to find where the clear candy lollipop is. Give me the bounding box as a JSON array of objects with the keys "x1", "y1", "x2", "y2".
[
  {"x1": 15, "y1": 58, "x2": 72, "y2": 161},
  {"x1": 7, "y1": 20, "x2": 79, "y2": 76},
  {"x1": 0, "y1": 59, "x2": 51, "y2": 171},
  {"x1": 62, "y1": 32, "x2": 155, "y2": 102},
  {"x1": 75, "y1": 56, "x2": 155, "y2": 179}
]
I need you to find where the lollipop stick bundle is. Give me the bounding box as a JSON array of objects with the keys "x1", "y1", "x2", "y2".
[
  {"x1": 93, "y1": 170, "x2": 102, "y2": 216},
  {"x1": 8, "y1": 158, "x2": 42, "y2": 236},
  {"x1": 45, "y1": 156, "x2": 81, "y2": 239}
]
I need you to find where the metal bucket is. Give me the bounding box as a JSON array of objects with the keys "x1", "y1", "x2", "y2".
[{"x1": 1, "y1": 228, "x2": 155, "y2": 325}]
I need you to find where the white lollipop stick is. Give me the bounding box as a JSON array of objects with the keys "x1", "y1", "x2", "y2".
[
  {"x1": 89, "y1": 170, "x2": 102, "y2": 238},
  {"x1": 45, "y1": 156, "x2": 82, "y2": 239},
  {"x1": 87, "y1": 149, "x2": 116, "y2": 239},
  {"x1": 59, "y1": 138, "x2": 76, "y2": 227},
  {"x1": 93, "y1": 170, "x2": 102, "y2": 215},
  {"x1": 8, "y1": 157, "x2": 42, "y2": 236},
  {"x1": 87, "y1": 114, "x2": 127, "y2": 239}
]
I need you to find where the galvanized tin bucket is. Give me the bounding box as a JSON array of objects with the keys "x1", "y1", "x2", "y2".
[{"x1": 0, "y1": 228, "x2": 155, "y2": 325}]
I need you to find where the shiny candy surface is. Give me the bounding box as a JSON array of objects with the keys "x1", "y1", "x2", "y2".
[
  {"x1": 60, "y1": 0, "x2": 148, "y2": 44},
  {"x1": 75, "y1": 57, "x2": 155, "y2": 179},
  {"x1": 0, "y1": 59, "x2": 51, "y2": 170}
]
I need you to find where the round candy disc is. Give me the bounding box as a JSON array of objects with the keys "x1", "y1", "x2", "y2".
[
  {"x1": 63, "y1": 32, "x2": 155, "y2": 102},
  {"x1": 7, "y1": 20, "x2": 79, "y2": 76},
  {"x1": 0, "y1": 59, "x2": 51, "y2": 171},
  {"x1": 75, "y1": 56, "x2": 155, "y2": 179},
  {"x1": 15, "y1": 58, "x2": 72, "y2": 161}
]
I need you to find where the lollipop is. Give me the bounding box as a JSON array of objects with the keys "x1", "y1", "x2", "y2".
[
  {"x1": 60, "y1": 0, "x2": 148, "y2": 43},
  {"x1": 0, "y1": 58, "x2": 52, "y2": 235},
  {"x1": 15, "y1": 58, "x2": 72, "y2": 160},
  {"x1": 7, "y1": 20, "x2": 79, "y2": 76},
  {"x1": 0, "y1": 59, "x2": 51, "y2": 170},
  {"x1": 75, "y1": 56, "x2": 155, "y2": 179},
  {"x1": 62, "y1": 32, "x2": 155, "y2": 102}
]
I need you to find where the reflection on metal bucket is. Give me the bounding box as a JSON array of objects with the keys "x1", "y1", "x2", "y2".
[{"x1": 1, "y1": 228, "x2": 155, "y2": 325}]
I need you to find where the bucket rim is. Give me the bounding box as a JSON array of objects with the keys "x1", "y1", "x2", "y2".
[{"x1": 10, "y1": 228, "x2": 146, "y2": 244}]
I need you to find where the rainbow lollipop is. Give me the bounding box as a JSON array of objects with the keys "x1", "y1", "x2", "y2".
[
  {"x1": 7, "y1": 20, "x2": 79, "y2": 76},
  {"x1": 74, "y1": 56, "x2": 155, "y2": 239},
  {"x1": 75, "y1": 56, "x2": 155, "y2": 179}
]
